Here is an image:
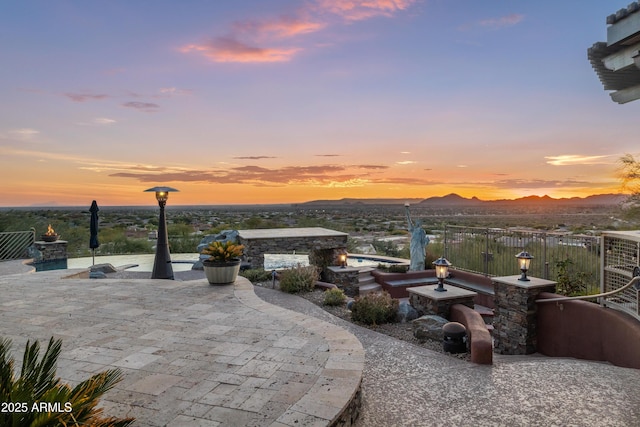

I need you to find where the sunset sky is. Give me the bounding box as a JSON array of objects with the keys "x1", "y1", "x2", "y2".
[{"x1": 1, "y1": 0, "x2": 639, "y2": 207}]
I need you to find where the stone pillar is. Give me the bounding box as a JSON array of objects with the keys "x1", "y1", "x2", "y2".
[
  {"x1": 33, "y1": 240, "x2": 68, "y2": 262},
  {"x1": 408, "y1": 285, "x2": 477, "y2": 319},
  {"x1": 492, "y1": 275, "x2": 557, "y2": 355},
  {"x1": 32, "y1": 240, "x2": 68, "y2": 270},
  {"x1": 326, "y1": 266, "x2": 360, "y2": 297}
]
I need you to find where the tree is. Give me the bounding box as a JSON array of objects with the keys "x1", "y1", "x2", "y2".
[{"x1": 618, "y1": 153, "x2": 640, "y2": 218}]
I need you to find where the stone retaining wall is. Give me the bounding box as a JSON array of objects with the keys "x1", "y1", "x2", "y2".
[
  {"x1": 239, "y1": 232, "x2": 347, "y2": 270},
  {"x1": 332, "y1": 382, "x2": 362, "y2": 426}
]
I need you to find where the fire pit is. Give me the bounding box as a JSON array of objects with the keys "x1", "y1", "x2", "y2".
[{"x1": 41, "y1": 224, "x2": 59, "y2": 242}]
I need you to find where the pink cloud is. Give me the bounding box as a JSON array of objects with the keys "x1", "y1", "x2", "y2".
[
  {"x1": 180, "y1": 0, "x2": 417, "y2": 64},
  {"x1": 316, "y1": 0, "x2": 417, "y2": 21},
  {"x1": 122, "y1": 101, "x2": 160, "y2": 112},
  {"x1": 110, "y1": 163, "x2": 388, "y2": 186},
  {"x1": 233, "y1": 15, "x2": 327, "y2": 38},
  {"x1": 181, "y1": 37, "x2": 300, "y2": 63},
  {"x1": 64, "y1": 93, "x2": 109, "y2": 102}
]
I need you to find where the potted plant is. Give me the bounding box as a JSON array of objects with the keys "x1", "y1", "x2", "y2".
[{"x1": 201, "y1": 240, "x2": 244, "y2": 285}]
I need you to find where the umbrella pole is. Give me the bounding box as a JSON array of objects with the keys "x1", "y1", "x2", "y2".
[{"x1": 92, "y1": 248, "x2": 95, "y2": 266}]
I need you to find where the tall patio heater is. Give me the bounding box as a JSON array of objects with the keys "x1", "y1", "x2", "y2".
[{"x1": 145, "y1": 186, "x2": 179, "y2": 280}]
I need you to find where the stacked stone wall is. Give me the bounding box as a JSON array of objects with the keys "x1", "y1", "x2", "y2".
[
  {"x1": 493, "y1": 278, "x2": 556, "y2": 355},
  {"x1": 239, "y1": 235, "x2": 347, "y2": 269},
  {"x1": 326, "y1": 267, "x2": 360, "y2": 297},
  {"x1": 409, "y1": 292, "x2": 475, "y2": 319},
  {"x1": 33, "y1": 241, "x2": 68, "y2": 262}
]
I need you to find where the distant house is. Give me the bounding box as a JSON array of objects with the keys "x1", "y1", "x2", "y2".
[
  {"x1": 589, "y1": 2, "x2": 640, "y2": 103},
  {"x1": 495, "y1": 236, "x2": 536, "y2": 248},
  {"x1": 125, "y1": 226, "x2": 148, "y2": 239}
]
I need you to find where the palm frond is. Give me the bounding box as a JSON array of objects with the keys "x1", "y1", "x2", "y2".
[
  {"x1": 0, "y1": 336, "x2": 135, "y2": 427},
  {"x1": 0, "y1": 338, "x2": 15, "y2": 427},
  {"x1": 17, "y1": 337, "x2": 61, "y2": 400},
  {"x1": 0, "y1": 338, "x2": 15, "y2": 400}
]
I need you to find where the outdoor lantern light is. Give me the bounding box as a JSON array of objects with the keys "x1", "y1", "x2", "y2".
[
  {"x1": 516, "y1": 250, "x2": 533, "y2": 281},
  {"x1": 146, "y1": 187, "x2": 177, "y2": 205},
  {"x1": 433, "y1": 256, "x2": 452, "y2": 292},
  {"x1": 144, "y1": 186, "x2": 179, "y2": 280},
  {"x1": 339, "y1": 253, "x2": 347, "y2": 268}
]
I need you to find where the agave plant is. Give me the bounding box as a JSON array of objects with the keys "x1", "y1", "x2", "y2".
[
  {"x1": 0, "y1": 336, "x2": 134, "y2": 427},
  {"x1": 201, "y1": 240, "x2": 244, "y2": 263}
]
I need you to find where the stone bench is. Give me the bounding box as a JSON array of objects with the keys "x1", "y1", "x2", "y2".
[
  {"x1": 374, "y1": 269, "x2": 495, "y2": 306},
  {"x1": 444, "y1": 270, "x2": 495, "y2": 309},
  {"x1": 385, "y1": 277, "x2": 438, "y2": 298}
]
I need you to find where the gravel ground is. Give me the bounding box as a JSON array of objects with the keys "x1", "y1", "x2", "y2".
[{"x1": 254, "y1": 281, "x2": 470, "y2": 361}]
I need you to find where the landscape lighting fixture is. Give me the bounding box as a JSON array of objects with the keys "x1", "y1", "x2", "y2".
[
  {"x1": 144, "y1": 186, "x2": 179, "y2": 280},
  {"x1": 433, "y1": 256, "x2": 452, "y2": 292},
  {"x1": 339, "y1": 253, "x2": 347, "y2": 268},
  {"x1": 516, "y1": 250, "x2": 533, "y2": 281}
]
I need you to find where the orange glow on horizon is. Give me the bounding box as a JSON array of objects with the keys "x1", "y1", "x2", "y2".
[{"x1": 0, "y1": 179, "x2": 622, "y2": 207}]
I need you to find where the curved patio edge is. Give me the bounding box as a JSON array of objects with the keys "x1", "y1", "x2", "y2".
[
  {"x1": 0, "y1": 259, "x2": 36, "y2": 275},
  {"x1": 234, "y1": 277, "x2": 365, "y2": 426}
]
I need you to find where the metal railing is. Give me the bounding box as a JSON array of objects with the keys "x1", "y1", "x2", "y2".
[
  {"x1": 601, "y1": 232, "x2": 640, "y2": 320},
  {"x1": 537, "y1": 276, "x2": 640, "y2": 322},
  {"x1": 0, "y1": 229, "x2": 36, "y2": 261},
  {"x1": 443, "y1": 225, "x2": 601, "y2": 294}
]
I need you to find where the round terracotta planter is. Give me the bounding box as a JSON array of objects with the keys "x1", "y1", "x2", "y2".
[{"x1": 203, "y1": 258, "x2": 241, "y2": 285}]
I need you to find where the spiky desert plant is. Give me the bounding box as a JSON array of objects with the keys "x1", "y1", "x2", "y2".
[
  {"x1": 0, "y1": 336, "x2": 134, "y2": 427},
  {"x1": 201, "y1": 241, "x2": 244, "y2": 262}
]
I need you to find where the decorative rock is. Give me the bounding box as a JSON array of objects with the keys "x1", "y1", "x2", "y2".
[
  {"x1": 90, "y1": 263, "x2": 117, "y2": 273},
  {"x1": 196, "y1": 230, "x2": 239, "y2": 253},
  {"x1": 412, "y1": 315, "x2": 449, "y2": 341},
  {"x1": 346, "y1": 299, "x2": 355, "y2": 310},
  {"x1": 27, "y1": 245, "x2": 43, "y2": 262},
  {"x1": 396, "y1": 301, "x2": 419, "y2": 323}
]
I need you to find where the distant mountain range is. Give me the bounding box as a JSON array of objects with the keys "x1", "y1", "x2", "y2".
[{"x1": 301, "y1": 193, "x2": 627, "y2": 207}]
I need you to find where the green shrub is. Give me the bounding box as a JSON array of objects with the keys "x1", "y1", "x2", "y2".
[
  {"x1": 278, "y1": 265, "x2": 319, "y2": 293},
  {"x1": 388, "y1": 264, "x2": 409, "y2": 273},
  {"x1": 323, "y1": 288, "x2": 346, "y2": 306},
  {"x1": 555, "y1": 258, "x2": 589, "y2": 296},
  {"x1": 239, "y1": 268, "x2": 274, "y2": 283},
  {"x1": 376, "y1": 263, "x2": 408, "y2": 273},
  {"x1": 351, "y1": 291, "x2": 399, "y2": 325},
  {"x1": 0, "y1": 336, "x2": 135, "y2": 426}
]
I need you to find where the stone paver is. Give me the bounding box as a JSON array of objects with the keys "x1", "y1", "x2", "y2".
[
  {"x1": 2, "y1": 259, "x2": 640, "y2": 427},
  {"x1": 0, "y1": 266, "x2": 363, "y2": 426}
]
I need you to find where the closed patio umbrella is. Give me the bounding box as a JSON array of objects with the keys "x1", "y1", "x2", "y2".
[{"x1": 89, "y1": 200, "x2": 100, "y2": 265}]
